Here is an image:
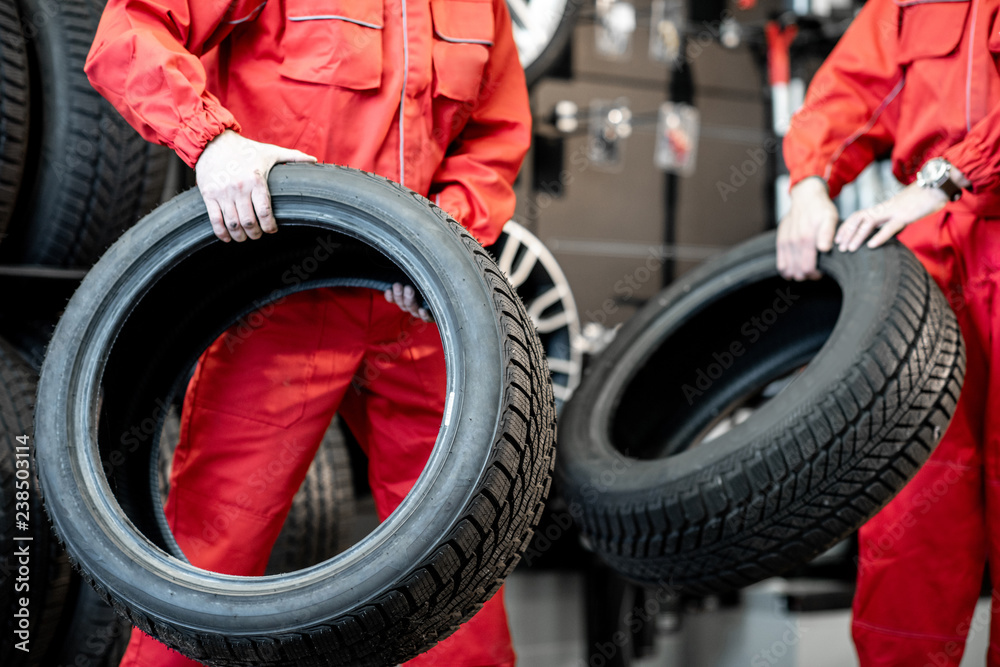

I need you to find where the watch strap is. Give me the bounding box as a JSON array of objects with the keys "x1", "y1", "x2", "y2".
[{"x1": 939, "y1": 176, "x2": 962, "y2": 202}]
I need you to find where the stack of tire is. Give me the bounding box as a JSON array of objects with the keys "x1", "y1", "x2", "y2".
[
  {"x1": 1, "y1": 0, "x2": 175, "y2": 664},
  {"x1": 0, "y1": 0, "x2": 579, "y2": 661},
  {"x1": 0, "y1": 0, "x2": 170, "y2": 268}
]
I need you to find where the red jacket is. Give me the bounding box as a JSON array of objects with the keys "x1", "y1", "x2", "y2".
[
  {"x1": 784, "y1": 0, "x2": 1000, "y2": 208},
  {"x1": 85, "y1": 0, "x2": 531, "y2": 245}
]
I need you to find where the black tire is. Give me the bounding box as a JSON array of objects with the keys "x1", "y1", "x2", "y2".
[
  {"x1": 0, "y1": 317, "x2": 56, "y2": 372},
  {"x1": 91, "y1": 141, "x2": 173, "y2": 257},
  {"x1": 487, "y1": 220, "x2": 582, "y2": 412},
  {"x1": 35, "y1": 164, "x2": 556, "y2": 666},
  {"x1": 557, "y1": 232, "x2": 965, "y2": 594},
  {"x1": 0, "y1": 0, "x2": 30, "y2": 236},
  {"x1": 0, "y1": 336, "x2": 71, "y2": 666},
  {"x1": 2, "y1": 0, "x2": 167, "y2": 267},
  {"x1": 157, "y1": 409, "x2": 357, "y2": 573},
  {"x1": 45, "y1": 575, "x2": 130, "y2": 667}
]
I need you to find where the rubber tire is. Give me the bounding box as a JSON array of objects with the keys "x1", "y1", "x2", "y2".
[
  {"x1": 46, "y1": 575, "x2": 130, "y2": 667},
  {"x1": 0, "y1": 336, "x2": 71, "y2": 666},
  {"x1": 487, "y1": 220, "x2": 583, "y2": 412},
  {"x1": 0, "y1": 0, "x2": 30, "y2": 236},
  {"x1": 0, "y1": 317, "x2": 57, "y2": 372},
  {"x1": 35, "y1": 164, "x2": 556, "y2": 666},
  {"x1": 2, "y1": 0, "x2": 167, "y2": 267},
  {"x1": 519, "y1": 0, "x2": 579, "y2": 87},
  {"x1": 157, "y1": 409, "x2": 357, "y2": 573},
  {"x1": 557, "y1": 232, "x2": 965, "y2": 594}
]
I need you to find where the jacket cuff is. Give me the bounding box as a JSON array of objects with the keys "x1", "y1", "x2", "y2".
[
  {"x1": 788, "y1": 166, "x2": 839, "y2": 198},
  {"x1": 172, "y1": 105, "x2": 242, "y2": 169},
  {"x1": 942, "y1": 142, "x2": 999, "y2": 195}
]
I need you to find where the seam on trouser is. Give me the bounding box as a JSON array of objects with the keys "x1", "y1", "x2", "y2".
[
  {"x1": 924, "y1": 460, "x2": 978, "y2": 470},
  {"x1": 853, "y1": 619, "x2": 968, "y2": 643},
  {"x1": 170, "y1": 484, "x2": 279, "y2": 523}
]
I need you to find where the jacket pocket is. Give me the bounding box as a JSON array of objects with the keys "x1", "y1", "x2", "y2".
[
  {"x1": 896, "y1": 0, "x2": 970, "y2": 64},
  {"x1": 430, "y1": 0, "x2": 495, "y2": 104},
  {"x1": 990, "y1": 10, "x2": 1000, "y2": 53},
  {"x1": 278, "y1": 0, "x2": 384, "y2": 89}
]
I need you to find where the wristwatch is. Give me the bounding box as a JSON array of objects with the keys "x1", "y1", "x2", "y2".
[{"x1": 916, "y1": 158, "x2": 963, "y2": 202}]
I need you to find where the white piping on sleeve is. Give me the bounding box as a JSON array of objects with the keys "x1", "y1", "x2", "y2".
[
  {"x1": 823, "y1": 77, "x2": 906, "y2": 183},
  {"x1": 228, "y1": 1, "x2": 267, "y2": 24},
  {"x1": 398, "y1": 0, "x2": 409, "y2": 187},
  {"x1": 966, "y1": 0, "x2": 979, "y2": 132}
]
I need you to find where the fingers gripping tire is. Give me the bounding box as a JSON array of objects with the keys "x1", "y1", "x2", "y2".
[
  {"x1": 35, "y1": 164, "x2": 556, "y2": 666},
  {"x1": 557, "y1": 232, "x2": 965, "y2": 594}
]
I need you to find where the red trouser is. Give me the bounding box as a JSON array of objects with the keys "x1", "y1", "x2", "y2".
[
  {"x1": 120, "y1": 288, "x2": 516, "y2": 667},
  {"x1": 853, "y1": 207, "x2": 1000, "y2": 666}
]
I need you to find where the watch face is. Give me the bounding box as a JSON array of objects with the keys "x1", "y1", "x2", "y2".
[{"x1": 920, "y1": 159, "x2": 950, "y2": 188}]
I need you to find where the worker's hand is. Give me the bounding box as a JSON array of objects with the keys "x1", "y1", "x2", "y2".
[
  {"x1": 384, "y1": 283, "x2": 433, "y2": 322},
  {"x1": 195, "y1": 130, "x2": 317, "y2": 242},
  {"x1": 834, "y1": 182, "x2": 949, "y2": 252},
  {"x1": 777, "y1": 177, "x2": 839, "y2": 281}
]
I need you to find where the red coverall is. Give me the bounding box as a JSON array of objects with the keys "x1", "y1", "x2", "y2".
[
  {"x1": 85, "y1": 1, "x2": 531, "y2": 665},
  {"x1": 784, "y1": 0, "x2": 1000, "y2": 664}
]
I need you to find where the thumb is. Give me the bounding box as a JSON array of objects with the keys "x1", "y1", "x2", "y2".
[
  {"x1": 815, "y1": 212, "x2": 837, "y2": 253},
  {"x1": 274, "y1": 147, "x2": 318, "y2": 164}
]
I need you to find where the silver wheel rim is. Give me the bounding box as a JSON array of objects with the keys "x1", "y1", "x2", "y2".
[
  {"x1": 507, "y1": 0, "x2": 573, "y2": 71},
  {"x1": 494, "y1": 220, "x2": 583, "y2": 409}
]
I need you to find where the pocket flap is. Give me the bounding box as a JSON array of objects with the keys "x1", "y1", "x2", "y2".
[
  {"x1": 278, "y1": 0, "x2": 384, "y2": 89},
  {"x1": 430, "y1": 0, "x2": 494, "y2": 103},
  {"x1": 286, "y1": 0, "x2": 383, "y2": 28},
  {"x1": 896, "y1": 0, "x2": 970, "y2": 63},
  {"x1": 431, "y1": 0, "x2": 495, "y2": 45}
]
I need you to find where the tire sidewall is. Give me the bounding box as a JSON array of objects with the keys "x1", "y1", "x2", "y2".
[
  {"x1": 558, "y1": 232, "x2": 903, "y2": 506},
  {"x1": 36, "y1": 165, "x2": 507, "y2": 634}
]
